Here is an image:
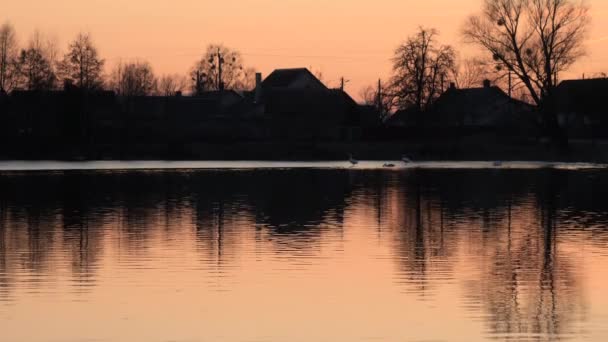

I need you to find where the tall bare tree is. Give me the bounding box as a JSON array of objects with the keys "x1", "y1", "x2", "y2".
[
  {"x1": 110, "y1": 60, "x2": 157, "y2": 96},
  {"x1": 190, "y1": 44, "x2": 255, "y2": 93},
  {"x1": 0, "y1": 22, "x2": 18, "y2": 93},
  {"x1": 390, "y1": 27, "x2": 456, "y2": 111},
  {"x1": 463, "y1": 0, "x2": 589, "y2": 106},
  {"x1": 58, "y1": 32, "x2": 105, "y2": 90}
]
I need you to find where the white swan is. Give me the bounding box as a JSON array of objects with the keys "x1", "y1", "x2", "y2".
[{"x1": 402, "y1": 155, "x2": 413, "y2": 163}]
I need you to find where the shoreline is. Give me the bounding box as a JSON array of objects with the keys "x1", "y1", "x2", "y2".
[
  {"x1": 0, "y1": 160, "x2": 605, "y2": 173},
  {"x1": 2, "y1": 140, "x2": 608, "y2": 164}
]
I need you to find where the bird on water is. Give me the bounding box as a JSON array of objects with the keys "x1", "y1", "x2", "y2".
[
  {"x1": 349, "y1": 154, "x2": 359, "y2": 166},
  {"x1": 402, "y1": 155, "x2": 413, "y2": 163}
]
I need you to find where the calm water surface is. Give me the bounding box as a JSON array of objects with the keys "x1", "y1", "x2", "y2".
[{"x1": 1, "y1": 163, "x2": 608, "y2": 341}]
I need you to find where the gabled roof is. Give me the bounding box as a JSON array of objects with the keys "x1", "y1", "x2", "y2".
[{"x1": 261, "y1": 68, "x2": 327, "y2": 90}]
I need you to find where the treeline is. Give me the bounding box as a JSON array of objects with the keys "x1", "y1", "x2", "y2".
[
  {"x1": 0, "y1": 23, "x2": 256, "y2": 96},
  {"x1": 0, "y1": 0, "x2": 594, "y2": 120}
]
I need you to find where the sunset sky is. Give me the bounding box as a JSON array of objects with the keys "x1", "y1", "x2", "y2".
[{"x1": 4, "y1": 0, "x2": 608, "y2": 97}]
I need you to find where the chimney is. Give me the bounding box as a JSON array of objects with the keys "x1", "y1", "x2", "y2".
[
  {"x1": 254, "y1": 72, "x2": 263, "y2": 103},
  {"x1": 449, "y1": 82, "x2": 456, "y2": 90},
  {"x1": 483, "y1": 79, "x2": 491, "y2": 88}
]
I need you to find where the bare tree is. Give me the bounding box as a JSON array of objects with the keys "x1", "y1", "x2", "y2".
[
  {"x1": 451, "y1": 57, "x2": 495, "y2": 89},
  {"x1": 58, "y1": 32, "x2": 105, "y2": 90},
  {"x1": 110, "y1": 60, "x2": 157, "y2": 96},
  {"x1": 390, "y1": 27, "x2": 456, "y2": 111},
  {"x1": 190, "y1": 44, "x2": 255, "y2": 93},
  {"x1": 14, "y1": 35, "x2": 57, "y2": 91},
  {"x1": 239, "y1": 66, "x2": 258, "y2": 90},
  {"x1": 463, "y1": 0, "x2": 589, "y2": 108},
  {"x1": 29, "y1": 30, "x2": 60, "y2": 83},
  {"x1": 0, "y1": 22, "x2": 19, "y2": 93},
  {"x1": 157, "y1": 74, "x2": 187, "y2": 96},
  {"x1": 359, "y1": 85, "x2": 377, "y2": 106}
]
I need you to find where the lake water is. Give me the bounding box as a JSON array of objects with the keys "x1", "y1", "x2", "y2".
[{"x1": 1, "y1": 162, "x2": 608, "y2": 341}]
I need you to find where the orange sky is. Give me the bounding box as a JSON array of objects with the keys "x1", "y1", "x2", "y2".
[{"x1": 3, "y1": 0, "x2": 608, "y2": 98}]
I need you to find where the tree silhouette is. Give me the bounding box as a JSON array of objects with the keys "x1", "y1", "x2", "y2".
[
  {"x1": 110, "y1": 60, "x2": 157, "y2": 96},
  {"x1": 463, "y1": 0, "x2": 589, "y2": 143},
  {"x1": 15, "y1": 46, "x2": 56, "y2": 91},
  {"x1": 29, "y1": 30, "x2": 60, "y2": 84},
  {"x1": 0, "y1": 22, "x2": 18, "y2": 93},
  {"x1": 451, "y1": 57, "x2": 494, "y2": 89},
  {"x1": 190, "y1": 44, "x2": 254, "y2": 93},
  {"x1": 157, "y1": 74, "x2": 187, "y2": 96},
  {"x1": 58, "y1": 33, "x2": 105, "y2": 91},
  {"x1": 390, "y1": 27, "x2": 455, "y2": 111}
]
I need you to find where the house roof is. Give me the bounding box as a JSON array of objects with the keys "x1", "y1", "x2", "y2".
[
  {"x1": 434, "y1": 86, "x2": 533, "y2": 112},
  {"x1": 558, "y1": 78, "x2": 608, "y2": 93},
  {"x1": 261, "y1": 68, "x2": 326, "y2": 90},
  {"x1": 435, "y1": 86, "x2": 508, "y2": 108},
  {"x1": 428, "y1": 85, "x2": 534, "y2": 127},
  {"x1": 557, "y1": 78, "x2": 608, "y2": 114}
]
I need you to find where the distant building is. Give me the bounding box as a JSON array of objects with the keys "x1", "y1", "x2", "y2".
[
  {"x1": 428, "y1": 80, "x2": 536, "y2": 135},
  {"x1": 252, "y1": 68, "x2": 363, "y2": 141},
  {"x1": 556, "y1": 78, "x2": 608, "y2": 138},
  {"x1": 1, "y1": 67, "x2": 382, "y2": 158}
]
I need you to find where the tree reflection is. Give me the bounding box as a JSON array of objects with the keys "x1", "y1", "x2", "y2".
[
  {"x1": 0, "y1": 167, "x2": 605, "y2": 339},
  {"x1": 385, "y1": 170, "x2": 590, "y2": 339}
]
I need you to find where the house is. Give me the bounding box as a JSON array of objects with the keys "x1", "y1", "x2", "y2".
[
  {"x1": 556, "y1": 78, "x2": 608, "y2": 138},
  {"x1": 1, "y1": 67, "x2": 371, "y2": 155},
  {"x1": 428, "y1": 80, "x2": 536, "y2": 135},
  {"x1": 251, "y1": 68, "x2": 363, "y2": 141}
]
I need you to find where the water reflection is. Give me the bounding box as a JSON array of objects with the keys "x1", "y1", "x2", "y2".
[{"x1": 1, "y1": 168, "x2": 607, "y2": 341}]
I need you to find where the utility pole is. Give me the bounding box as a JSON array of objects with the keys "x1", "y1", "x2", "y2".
[{"x1": 377, "y1": 79, "x2": 382, "y2": 114}]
